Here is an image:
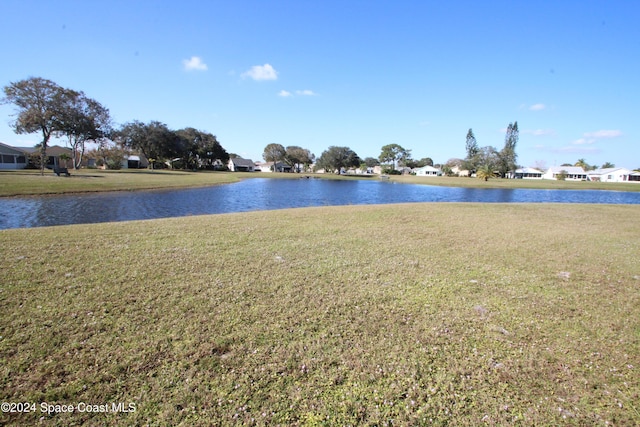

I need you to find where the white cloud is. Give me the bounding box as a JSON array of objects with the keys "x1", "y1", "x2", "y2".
[
  {"x1": 278, "y1": 90, "x2": 292, "y2": 97},
  {"x1": 296, "y1": 89, "x2": 316, "y2": 96},
  {"x1": 529, "y1": 103, "x2": 546, "y2": 111},
  {"x1": 583, "y1": 130, "x2": 622, "y2": 138},
  {"x1": 183, "y1": 56, "x2": 208, "y2": 71},
  {"x1": 523, "y1": 129, "x2": 555, "y2": 136},
  {"x1": 242, "y1": 63, "x2": 278, "y2": 81},
  {"x1": 572, "y1": 138, "x2": 596, "y2": 145}
]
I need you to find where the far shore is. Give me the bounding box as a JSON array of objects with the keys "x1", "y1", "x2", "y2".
[{"x1": 1, "y1": 168, "x2": 639, "y2": 197}]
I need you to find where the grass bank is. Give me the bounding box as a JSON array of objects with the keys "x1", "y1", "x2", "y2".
[
  {"x1": 0, "y1": 169, "x2": 239, "y2": 197},
  {"x1": 1, "y1": 203, "x2": 639, "y2": 426},
  {"x1": 2, "y1": 169, "x2": 639, "y2": 197}
]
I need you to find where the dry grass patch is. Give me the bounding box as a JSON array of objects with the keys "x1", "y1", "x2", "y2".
[
  {"x1": 0, "y1": 169, "x2": 239, "y2": 197},
  {"x1": 1, "y1": 203, "x2": 639, "y2": 426}
]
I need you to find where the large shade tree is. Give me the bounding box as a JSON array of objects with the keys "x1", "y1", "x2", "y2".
[
  {"x1": 115, "y1": 120, "x2": 177, "y2": 169},
  {"x1": 316, "y1": 146, "x2": 361, "y2": 173},
  {"x1": 284, "y1": 145, "x2": 314, "y2": 172},
  {"x1": 379, "y1": 143, "x2": 410, "y2": 171},
  {"x1": 2, "y1": 77, "x2": 68, "y2": 175},
  {"x1": 262, "y1": 143, "x2": 286, "y2": 171},
  {"x1": 176, "y1": 127, "x2": 229, "y2": 170},
  {"x1": 56, "y1": 90, "x2": 112, "y2": 169}
]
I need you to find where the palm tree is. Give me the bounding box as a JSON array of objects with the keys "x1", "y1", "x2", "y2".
[{"x1": 476, "y1": 164, "x2": 495, "y2": 181}]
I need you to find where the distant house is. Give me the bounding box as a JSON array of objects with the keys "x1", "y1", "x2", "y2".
[
  {"x1": 586, "y1": 167, "x2": 633, "y2": 183},
  {"x1": 514, "y1": 167, "x2": 543, "y2": 179},
  {"x1": 228, "y1": 158, "x2": 255, "y2": 172},
  {"x1": 414, "y1": 165, "x2": 442, "y2": 176},
  {"x1": 542, "y1": 166, "x2": 587, "y2": 181},
  {"x1": 0, "y1": 142, "x2": 28, "y2": 170},
  {"x1": 121, "y1": 154, "x2": 149, "y2": 169},
  {"x1": 256, "y1": 161, "x2": 292, "y2": 172},
  {"x1": 451, "y1": 165, "x2": 470, "y2": 177},
  {"x1": 14, "y1": 145, "x2": 74, "y2": 169}
]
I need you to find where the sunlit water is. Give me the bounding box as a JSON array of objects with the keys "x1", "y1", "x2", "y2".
[{"x1": 1, "y1": 178, "x2": 638, "y2": 229}]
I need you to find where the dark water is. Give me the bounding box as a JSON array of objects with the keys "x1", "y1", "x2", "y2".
[{"x1": 1, "y1": 178, "x2": 639, "y2": 229}]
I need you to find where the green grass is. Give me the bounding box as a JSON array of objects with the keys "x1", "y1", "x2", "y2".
[
  {"x1": 2, "y1": 169, "x2": 639, "y2": 197},
  {"x1": 1, "y1": 203, "x2": 639, "y2": 426},
  {"x1": 0, "y1": 169, "x2": 240, "y2": 197}
]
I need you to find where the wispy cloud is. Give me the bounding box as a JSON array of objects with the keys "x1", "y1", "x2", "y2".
[
  {"x1": 278, "y1": 89, "x2": 318, "y2": 97},
  {"x1": 523, "y1": 129, "x2": 555, "y2": 136},
  {"x1": 572, "y1": 138, "x2": 596, "y2": 145},
  {"x1": 183, "y1": 56, "x2": 208, "y2": 71},
  {"x1": 583, "y1": 130, "x2": 622, "y2": 138},
  {"x1": 529, "y1": 103, "x2": 546, "y2": 111},
  {"x1": 242, "y1": 63, "x2": 278, "y2": 81}
]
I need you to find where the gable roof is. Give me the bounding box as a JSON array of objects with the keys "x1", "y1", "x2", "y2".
[
  {"x1": 230, "y1": 158, "x2": 255, "y2": 168},
  {"x1": 587, "y1": 167, "x2": 630, "y2": 175},
  {"x1": 0, "y1": 142, "x2": 26, "y2": 155},
  {"x1": 546, "y1": 166, "x2": 586, "y2": 175},
  {"x1": 515, "y1": 167, "x2": 543, "y2": 174}
]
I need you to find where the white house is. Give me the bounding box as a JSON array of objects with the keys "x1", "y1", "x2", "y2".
[
  {"x1": 542, "y1": 166, "x2": 587, "y2": 181},
  {"x1": 586, "y1": 167, "x2": 633, "y2": 183},
  {"x1": 514, "y1": 167, "x2": 543, "y2": 179},
  {"x1": 414, "y1": 165, "x2": 442, "y2": 176},
  {"x1": 0, "y1": 142, "x2": 28, "y2": 170},
  {"x1": 228, "y1": 158, "x2": 255, "y2": 172},
  {"x1": 256, "y1": 161, "x2": 292, "y2": 172}
]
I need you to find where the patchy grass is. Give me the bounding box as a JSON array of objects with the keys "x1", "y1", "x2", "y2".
[
  {"x1": 1, "y1": 203, "x2": 639, "y2": 426},
  {"x1": 0, "y1": 169, "x2": 239, "y2": 197},
  {"x1": 391, "y1": 175, "x2": 640, "y2": 192},
  {"x1": 2, "y1": 169, "x2": 639, "y2": 198}
]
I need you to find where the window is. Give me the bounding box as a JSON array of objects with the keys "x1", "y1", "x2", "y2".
[{"x1": 1, "y1": 154, "x2": 15, "y2": 163}]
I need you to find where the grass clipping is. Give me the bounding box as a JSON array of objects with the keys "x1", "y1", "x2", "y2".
[{"x1": 1, "y1": 203, "x2": 639, "y2": 426}]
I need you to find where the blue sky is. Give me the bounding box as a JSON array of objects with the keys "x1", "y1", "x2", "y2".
[{"x1": 1, "y1": 0, "x2": 638, "y2": 169}]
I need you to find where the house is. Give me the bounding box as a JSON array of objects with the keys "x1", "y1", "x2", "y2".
[
  {"x1": 542, "y1": 166, "x2": 587, "y2": 181},
  {"x1": 451, "y1": 165, "x2": 470, "y2": 177},
  {"x1": 514, "y1": 167, "x2": 543, "y2": 179},
  {"x1": 121, "y1": 154, "x2": 149, "y2": 169},
  {"x1": 414, "y1": 165, "x2": 442, "y2": 176},
  {"x1": 0, "y1": 142, "x2": 28, "y2": 170},
  {"x1": 256, "y1": 161, "x2": 292, "y2": 172},
  {"x1": 228, "y1": 158, "x2": 255, "y2": 172},
  {"x1": 586, "y1": 167, "x2": 633, "y2": 183},
  {"x1": 14, "y1": 145, "x2": 74, "y2": 169}
]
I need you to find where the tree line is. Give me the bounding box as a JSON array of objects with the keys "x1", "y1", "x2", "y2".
[{"x1": 2, "y1": 77, "x2": 229, "y2": 173}]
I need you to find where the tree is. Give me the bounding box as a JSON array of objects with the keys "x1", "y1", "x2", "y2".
[
  {"x1": 463, "y1": 129, "x2": 481, "y2": 175},
  {"x1": 262, "y1": 143, "x2": 286, "y2": 171},
  {"x1": 284, "y1": 146, "x2": 314, "y2": 172},
  {"x1": 114, "y1": 121, "x2": 176, "y2": 169},
  {"x1": 476, "y1": 164, "x2": 496, "y2": 181},
  {"x1": 2, "y1": 77, "x2": 68, "y2": 175},
  {"x1": 56, "y1": 90, "x2": 112, "y2": 169},
  {"x1": 465, "y1": 128, "x2": 479, "y2": 160},
  {"x1": 497, "y1": 121, "x2": 519, "y2": 177},
  {"x1": 176, "y1": 128, "x2": 228, "y2": 170},
  {"x1": 363, "y1": 157, "x2": 380, "y2": 168},
  {"x1": 379, "y1": 144, "x2": 410, "y2": 171},
  {"x1": 316, "y1": 146, "x2": 361, "y2": 173},
  {"x1": 601, "y1": 162, "x2": 615, "y2": 169}
]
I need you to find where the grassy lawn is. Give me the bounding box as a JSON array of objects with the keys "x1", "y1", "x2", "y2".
[
  {"x1": 2, "y1": 169, "x2": 639, "y2": 197},
  {"x1": 1, "y1": 203, "x2": 639, "y2": 426},
  {"x1": 0, "y1": 169, "x2": 240, "y2": 197}
]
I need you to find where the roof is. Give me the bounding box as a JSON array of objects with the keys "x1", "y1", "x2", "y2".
[
  {"x1": 587, "y1": 167, "x2": 630, "y2": 175},
  {"x1": 230, "y1": 158, "x2": 255, "y2": 167},
  {"x1": 0, "y1": 142, "x2": 27, "y2": 155},
  {"x1": 546, "y1": 166, "x2": 586, "y2": 174},
  {"x1": 12, "y1": 145, "x2": 72, "y2": 156},
  {"x1": 515, "y1": 167, "x2": 543, "y2": 174}
]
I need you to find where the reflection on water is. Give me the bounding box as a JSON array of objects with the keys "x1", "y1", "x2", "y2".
[{"x1": 1, "y1": 178, "x2": 638, "y2": 229}]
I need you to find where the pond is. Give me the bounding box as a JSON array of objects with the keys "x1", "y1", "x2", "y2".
[{"x1": 1, "y1": 178, "x2": 639, "y2": 230}]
